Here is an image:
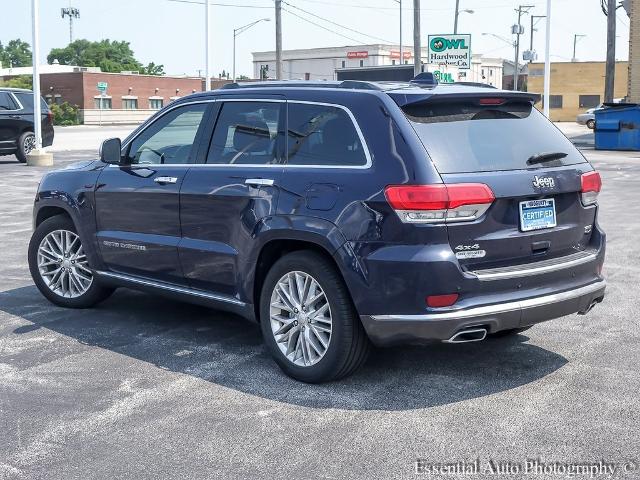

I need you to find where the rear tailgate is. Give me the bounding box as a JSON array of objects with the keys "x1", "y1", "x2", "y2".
[{"x1": 400, "y1": 91, "x2": 599, "y2": 271}]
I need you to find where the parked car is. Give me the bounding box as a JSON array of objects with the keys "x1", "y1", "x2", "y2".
[
  {"x1": 577, "y1": 99, "x2": 624, "y2": 129},
  {"x1": 576, "y1": 107, "x2": 599, "y2": 129},
  {"x1": 27, "y1": 81, "x2": 606, "y2": 382},
  {"x1": 0, "y1": 87, "x2": 54, "y2": 162}
]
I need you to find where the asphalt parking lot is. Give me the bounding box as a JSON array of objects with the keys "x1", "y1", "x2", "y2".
[{"x1": 0, "y1": 126, "x2": 638, "y2": 479}]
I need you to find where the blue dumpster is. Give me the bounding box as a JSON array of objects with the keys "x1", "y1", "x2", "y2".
[{"x1": 594, "y1": 104, "x2": 640, "y2": 150}]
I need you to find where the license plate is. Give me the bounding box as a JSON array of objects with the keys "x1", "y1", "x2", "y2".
[{"x1": 519, "y1": 199, "x2": 557, "y2": 232}]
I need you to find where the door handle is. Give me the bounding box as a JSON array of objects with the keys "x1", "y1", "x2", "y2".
[
  {"x1": 154, "y1": 176, "x2": 178, "y2": 184},
  {"x1": 245, "y1": 178, "x2": 275, "y2": 187},
  {"x1": 9, "y1": 115, "x2": 21, "y2": 119}
]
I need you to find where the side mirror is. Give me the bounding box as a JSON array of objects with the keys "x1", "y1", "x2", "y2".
[{"x1": 99, "y1": 137, "x2": 122, "y2": 164}]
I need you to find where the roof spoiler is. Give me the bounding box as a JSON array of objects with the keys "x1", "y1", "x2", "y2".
[{"x1": 391, "y1": 91, "x2": 541, "y2": 108}]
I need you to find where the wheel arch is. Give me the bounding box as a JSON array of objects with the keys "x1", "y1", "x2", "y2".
[
  {"x1": 249, "y1": 219, "x2": 367, "y2": 320},
  {"x1": 35, "y1": 205, "x2": 72, "y2": 228}
]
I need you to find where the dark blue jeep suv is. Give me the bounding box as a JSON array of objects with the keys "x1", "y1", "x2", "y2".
[{"x1": 28, "y1": 81, "x2": 606, "y2": 382}]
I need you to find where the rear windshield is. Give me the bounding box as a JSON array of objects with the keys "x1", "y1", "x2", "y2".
[{"x1": 403, "y1": 99, "x2": 586, "y2": 173}]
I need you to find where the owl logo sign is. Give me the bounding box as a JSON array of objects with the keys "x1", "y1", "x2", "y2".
[{"x1": 428, "y1": 34, "x2": 472, "y2": 69}]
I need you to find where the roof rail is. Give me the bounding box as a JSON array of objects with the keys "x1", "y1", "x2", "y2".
[{"x1": 219, "y1": 80, "x2": 382, "y2": 91}]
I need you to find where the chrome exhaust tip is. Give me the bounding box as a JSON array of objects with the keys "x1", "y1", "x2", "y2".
[
  {"x1": 578, "y1": 296, "x2": 604, "y2": 315},
  {"x1": 444, "y1": 327, "x2": 488, "y2": 343}
]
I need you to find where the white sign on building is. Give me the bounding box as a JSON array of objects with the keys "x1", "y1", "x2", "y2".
[{"x1": 427, "y1": 35, "x2": 472, "y2": 70}]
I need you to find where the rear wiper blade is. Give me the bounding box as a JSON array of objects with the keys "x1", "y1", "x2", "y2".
[{"x1": 527, "y1": 152, "x2": 568, "y2": 165}]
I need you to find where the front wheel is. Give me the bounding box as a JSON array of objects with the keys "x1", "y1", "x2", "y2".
[
  {"x1": 586, "y1": 119, "x2": 595, "y2": 130},
  {"x1": 28, "y1": 215, "x2": 114, "y2": 308},
  {"x1": 260, "y1": 251, "x2": 370, "y2": 383}
]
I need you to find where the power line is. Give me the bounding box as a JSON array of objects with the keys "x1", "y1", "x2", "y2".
[
  {"x1": 165, "y1": 0, "x2": 272, "y2": 8},
  {"x1": 281, "y1": 7, "x2": 370, "y2": 45},
  {"x1": 282, "y1": 1, "x2": 393, "y2": 43}
]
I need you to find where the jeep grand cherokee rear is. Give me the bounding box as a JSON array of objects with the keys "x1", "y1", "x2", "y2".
[{"x1": 356, "y1": 88, "x2": 605, "y2": 346}]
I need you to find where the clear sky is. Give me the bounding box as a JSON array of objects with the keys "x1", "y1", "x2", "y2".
[{"x1": 3, "y1": 0, "x2": 631, "y2": 77}]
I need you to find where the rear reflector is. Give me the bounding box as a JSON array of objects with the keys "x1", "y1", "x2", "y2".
[
  {"x1": 385, "y1": 184, "x2": 495, "y2": 223},
  {"x1": 426, "y1": 294, "x2": 459, "y2": 308},
  {"x1": 580, "y1": 171, "x2": 602, "y2": 206}
]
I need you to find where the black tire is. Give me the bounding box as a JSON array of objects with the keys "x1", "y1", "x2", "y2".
[
  {"x1": 259, "y1": 250, "x2": 370, "y2": 383},
  {"x1": 28, "y1": 214, "x2": 114, "y2": 308},
  {"x1": 491, "y1": 326, "x2": 532, "y2": 337},
  {"x1": 586, "y1": 119, "x2": 595, "y2": 130},
  {"x1": 16, "y1": 131, "x2": 35, "y2": 163}
]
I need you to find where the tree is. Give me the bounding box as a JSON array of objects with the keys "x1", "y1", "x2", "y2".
[
  {"x1": 47, "y1": 39, "x2": 145, "y2": 73},
  {"x1": 0, "y1": 39, "x2": 32, "y2": 68},
  {"x1": 140, "y1": 62, "x2": 165, "y2": 76}
]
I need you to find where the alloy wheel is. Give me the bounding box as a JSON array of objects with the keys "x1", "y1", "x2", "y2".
[
  {"x1": 269, "y1": 271, "x2": 332, "y2": 367},
  {"x1": 23, "y1": 134, "x2": 36, "y2": 155},
  {"x1": 37, "y1": 229, "x2": 93, "y2": 298}
]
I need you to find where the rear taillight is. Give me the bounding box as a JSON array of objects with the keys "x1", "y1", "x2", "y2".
[
  {"x1": 47, "y1": 111, "x2": 53, "y2": 123},
  {"x1": 384, "y1": 183, "x2": 495, "y2": 223},
  {"x1": 580, "y1": 171, "x2": 602, "y2": 206}
]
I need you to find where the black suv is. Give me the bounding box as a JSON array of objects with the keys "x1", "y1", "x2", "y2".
[
  {"x1": 27, "y1": 81, "x2": 605, "y2": 382},
  {"x1": 0, "y1": 88, "x2": 54, "y2": 162}
]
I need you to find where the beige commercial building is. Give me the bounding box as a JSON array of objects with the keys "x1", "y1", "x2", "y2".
[{"x1": 528, "y1": 61, "x2": 628, "y2": 122}]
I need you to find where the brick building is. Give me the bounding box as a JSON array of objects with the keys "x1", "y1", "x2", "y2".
[
  {"x1": 1, "y1": 66, "x2": 236, "y2": 124},
  {"x1": 40, "y1": 70, "x2": 207, "y2": 112}
]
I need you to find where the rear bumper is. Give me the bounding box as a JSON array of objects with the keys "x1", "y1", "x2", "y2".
[{"x1": 360, "y1": 279, "x2": 606, "y2": 346}]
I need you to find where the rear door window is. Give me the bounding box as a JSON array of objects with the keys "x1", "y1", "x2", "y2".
[
  {"x1": 286, "y1": 102, "x2": 368, "y2": 167},
  {"x1": 207, "y1": 101, "x2": 281, "y2": 165},
  {"x1": 403, "y1": 99, "x2": 586, "y2": 174}
]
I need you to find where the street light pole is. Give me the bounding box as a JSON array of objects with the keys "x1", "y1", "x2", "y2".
[
  {"x1": 543, "y1": 0, "x2": 552, "y2": 117},
  {"x1": 205, "y1": 0, "x2": 210, "y2": 91},
  {"x1": 393, "y1": 0, "x2": 404, "y2": 64},
  {"x1": 399, "y1": 0, "x2": 403, "y2": 64},
  {"x1": 572, "y1": 34, "x2": 586, "y2": 62},
  {"x1": 31, "y1": 0, "x2": 42, "y2": 152},
  {"x1": 233, "y1": 18, "x2": 270, "y2": 81},
  {"x1": 454, "y1": 0, "x2": 460, "y2": 34},
  {"x1": 28, "y1": 0, "x2": 52, "y2": 165}
]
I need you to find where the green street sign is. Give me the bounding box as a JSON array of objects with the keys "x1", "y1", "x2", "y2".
[{"x1": 97, "y1": 82, "x2": 108, "y2": 92}]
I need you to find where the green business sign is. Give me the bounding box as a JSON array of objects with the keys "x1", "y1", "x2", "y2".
[
  {"x1": 97, "y1": 82, "x2": 108, "y2": 92},
  {"x1": 428, "y1": 34, "x2": 471, "y2": 70}
]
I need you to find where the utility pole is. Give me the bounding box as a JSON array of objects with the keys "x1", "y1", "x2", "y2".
[
  {"x1": 605, "y1": 0, "x2": 617, "y2": 102},
  {"x1": 275, "y1": 0, "x2": 282, "y2": 80},
  {"x1": 205, "y1": 0, "x2": 210, "y2": 91},
  {"x1": 413, "y1": 0, "x2": 421, "y2": 76},
  {"x1": 454, "y1": 0, "x2": 460, "y2": 34},
  {"x1": 60, "y1": 5, "x2": 80, "y2": 44},
  {"x1": 572, "y1": 34, "x2": 586, "y2": 62},
  {"x1": 513, "y1": 5, "x2": 534, "y2": 91}
]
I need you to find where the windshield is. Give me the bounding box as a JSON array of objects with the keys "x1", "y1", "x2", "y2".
[{"x1": 403, "y1": 99, "x2": 587, "y2": 174}]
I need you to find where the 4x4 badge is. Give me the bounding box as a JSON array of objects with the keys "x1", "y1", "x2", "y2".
[{"x1": 532, "y1": 176, "x2": 555, "y2": 188}]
